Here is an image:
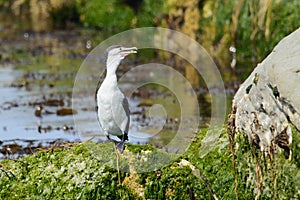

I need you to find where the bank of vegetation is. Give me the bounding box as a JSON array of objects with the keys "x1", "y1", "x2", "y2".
[{"x1": 0, "y1": 0, "x2": 299, "y2": 67}]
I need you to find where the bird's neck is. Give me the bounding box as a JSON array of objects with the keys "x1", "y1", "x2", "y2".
[
  {"x1": 103, "y1": 59, "x2": 120, "y2": 88},
  {"x1": 106, "y1": 58, "x2": 121, "y2": 77}
]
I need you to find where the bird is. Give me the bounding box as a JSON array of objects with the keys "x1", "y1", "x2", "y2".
[{"x1": 96, "y1": 45, "x2": 137, "y2": 153}]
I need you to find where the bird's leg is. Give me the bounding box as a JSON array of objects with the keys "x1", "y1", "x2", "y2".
[
  {"x1": 114, "y1": 143, "x2": 121, "y2": 185},
  {"x1": 122, "y1": 133, "x2": 126, "y2": 150}
]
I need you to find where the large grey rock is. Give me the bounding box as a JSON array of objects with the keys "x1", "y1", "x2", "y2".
[{"x1": 232, "y1": 28, "x2": 300, "y2": 157}]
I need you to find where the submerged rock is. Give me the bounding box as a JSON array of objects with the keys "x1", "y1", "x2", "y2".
[
  {"x1": 56, "y1": 108, "x2": 77, "y2": 116},
  {"x1": 232, "y1": 28, "x2": 300, "y2": 157}
]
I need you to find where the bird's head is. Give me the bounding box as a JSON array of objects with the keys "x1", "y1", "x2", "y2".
[{"x1": 105, "y1": 45, "x2": 137, "y2": 69}]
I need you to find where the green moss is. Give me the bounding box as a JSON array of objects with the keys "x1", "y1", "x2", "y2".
[
  {"x1": 126, "y1": 143, "x2": 156, "y2": 153},
  {"x1": 0, "y1": 142, "x2": 136, "y2": 199},
  {"x1": 1, "y1": 127, "x2": 300, "y2": 199},
  {"x1": 233, "y1": 126, "x2": 300, "y2": 199}
]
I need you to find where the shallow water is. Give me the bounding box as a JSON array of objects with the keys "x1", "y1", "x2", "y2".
[{"x1": 0, "y1": 17, "x2": 236, "y2": 159}]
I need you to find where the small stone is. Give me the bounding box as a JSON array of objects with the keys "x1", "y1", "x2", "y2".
[{"x1": 56, "y1": 108, "x2": 77, "y2": 116}]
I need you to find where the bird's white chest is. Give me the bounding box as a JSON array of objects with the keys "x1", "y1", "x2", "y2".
[
  {"x1": 97, "y1": 85, "x2": 116, "y2": 120},
  {"x1": 97, "y1": 79, "x2": 125, "y2": 135}
]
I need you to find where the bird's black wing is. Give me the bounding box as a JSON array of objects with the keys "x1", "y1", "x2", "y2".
[
  {"x1": 111, "y1": 90, "x2": 130, "y2": 141},
  {"x1": 120, "y1": 97, "x2": 130, "y2": 141}
]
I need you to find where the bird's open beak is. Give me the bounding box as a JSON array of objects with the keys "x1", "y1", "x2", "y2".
[{"x1": 120, "y1": 47, "x2": 137, "y2": 58}]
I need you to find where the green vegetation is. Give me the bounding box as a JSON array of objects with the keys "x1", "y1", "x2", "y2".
[
  {"x1": 0, "y1": 143, "x2": 135, "y2": 199},
  {"x1": 1, "y1": 127, "x2": 299, "y2": 199},
  {"x1": 231, "y1": 126, "x2": 300, "y2": 199},
  {"x1": 197, "y1": 0, "x2": 300, "y2": 69},
  {"x1": 75, "y1": 0, "x2": 135, "y2": 32},
  {"x1": 234, "y1": 0, "x2": 300, "y2": 66},
  {"x1": 135, "y1": 0, "x2": 166, "y2": 27},
  {"x1": 1, "y1": 0, "x2": 299, "y2": 68}
]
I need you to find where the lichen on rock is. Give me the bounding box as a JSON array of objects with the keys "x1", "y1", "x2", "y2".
[{"x1": 232, "y1": 28, "x2": 300, "y2": 157}]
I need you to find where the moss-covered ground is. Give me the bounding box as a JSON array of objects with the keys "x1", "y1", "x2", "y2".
[{"x1": 0, "y1": 127, "x2": 299, "y2": 199}]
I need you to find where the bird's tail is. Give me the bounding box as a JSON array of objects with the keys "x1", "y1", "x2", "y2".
[{"x1": 114, "y1": 141, "x2": 125, "y2": 153}]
